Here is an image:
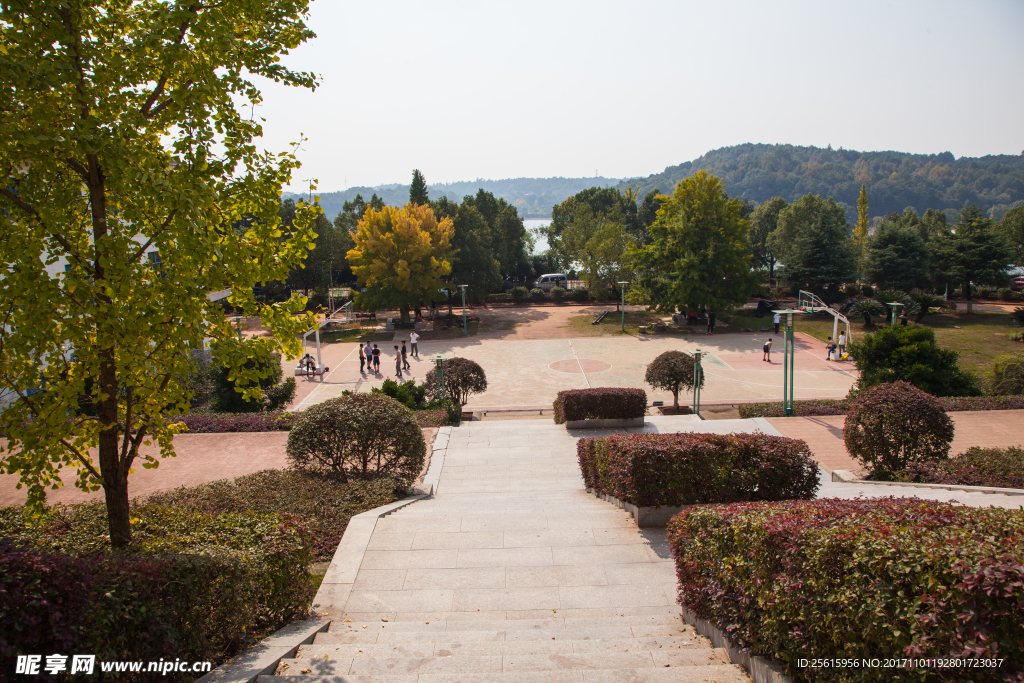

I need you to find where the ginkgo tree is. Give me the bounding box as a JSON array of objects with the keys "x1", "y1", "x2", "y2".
[
  {"x1": 0, "y1": 0, "x2": 321, "y2": 548},
  {"x1": 347, "y1": 203, "x2": 456, "y2": 321}
]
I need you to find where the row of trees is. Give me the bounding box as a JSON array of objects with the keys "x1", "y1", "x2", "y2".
[
  {"x1": 531, "y1": 174, "x2": 1022, "y2": 316},
  {"x1": 749, "y1": 186, "x2": 1021, "y2": 308}
]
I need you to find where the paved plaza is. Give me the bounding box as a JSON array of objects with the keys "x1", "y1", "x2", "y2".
[{"x1": 287, "y1": 331, "x2": 858, "y2": 411}]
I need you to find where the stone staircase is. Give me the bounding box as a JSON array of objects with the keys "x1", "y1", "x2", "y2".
[
  {"x1": 259, "y1": 419, "x2": 751, "y2": 682},
  {"x1": 265, "y1": 611, "x2": 746, "y2": 681}
]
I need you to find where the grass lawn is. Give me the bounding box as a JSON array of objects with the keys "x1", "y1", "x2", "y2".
[
  {"x1": 795, "y1": 310, "x2": 1023, "y2": 375},
  {"x1": 568, "y1": 310, "x2": 664, "y2": 336}
]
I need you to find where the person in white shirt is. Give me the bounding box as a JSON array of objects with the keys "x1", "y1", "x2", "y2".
[
  {"x1": 837, "y1": 332, "x2": 847, "y2": 358},
  {"x1": 409, "y1": 331, "x2": 420, "y2": 358},
  {"x1": 773, "y1": 312, "x2": 781, "y2": 334}
]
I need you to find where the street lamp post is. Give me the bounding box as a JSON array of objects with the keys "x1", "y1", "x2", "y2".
[
  {"x1": 691, "y1": 348, "x2": 703, "y2": 417},
  {"x1": 618, "y1": 281, "x2": 629, "y2": 332},
  {"x1": 429, "y1": 354, "x2": 446, "y2": 400},
  {"x1": 884, "y1": 301, "x2": 905, "y2": 326},
  {"x1": 458, "y1": 284, "x2": 468, "y2": 337}
]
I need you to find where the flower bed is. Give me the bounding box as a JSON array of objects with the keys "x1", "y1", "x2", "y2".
[
  {"x1": 553, "y1": 388, "x2": 647, "y2": 424},
  {"x1": 904, "y1": 446, "x2": 1024, "y2": 489},
  {"x1": 577, "y1": 432, "x2": 819, "y2": 507},
  {"x1": 668, "y1": 498, "x2": 1024, "y2": 682},
  {"x1": 738, "y1": 394, "x2": 1024, "y2": 418}
]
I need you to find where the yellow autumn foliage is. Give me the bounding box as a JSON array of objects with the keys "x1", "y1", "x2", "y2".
[{"x1": 347, "y1": 202, "x2": 456, "y2": 313}]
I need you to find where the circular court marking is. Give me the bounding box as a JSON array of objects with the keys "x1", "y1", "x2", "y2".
[{"x1": 548, "y1": 358, "x2": 612, "y2": 374}]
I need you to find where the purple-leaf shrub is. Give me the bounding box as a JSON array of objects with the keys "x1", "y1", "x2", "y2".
[{"x1": 553, "y1": 388, "x2": 647, "y2": 424}]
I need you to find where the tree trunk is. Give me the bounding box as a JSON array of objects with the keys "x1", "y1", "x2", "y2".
[
  {"x1": 672, "y1": 389, "x2": 679, "y2": 410},
  {"x1": 98, "y1": 349, "x2": 131, "y2": 548},
  {"x1": 964, "y1": 282, "x2": 973, "y2": 314},
  {"x1": 914, "y1": 307, "x2": 927, "y2": 324},
  {"x1": 400, "y1": 304, "x2": 410, "y2": 324}
]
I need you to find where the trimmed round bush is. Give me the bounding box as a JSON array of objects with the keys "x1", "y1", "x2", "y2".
[
  {"x1": 424, "y1": 357, "x2": 487, "y2": 406},
  {"x1": 286, "y1": 393, "x2": 425, "y2": 487},
  {"x1": 529, "y1": 287, "x2": 545, "y2": 302},
  {"x1": 510, "y1": 286, "x2": 529, "y2": 303},
  {"x1": 571, "y1": 287, "x2": 589, "y2": 302},
  {"x1": 550, "y1": 286, "x2": 566, "y2": 302},
  {"x1": 843, "y1": 381, "x2": 954, "y2": 478},
  {"x1": 645, "y1": 350, "x2": 704, "y2": 410},
  {"x1": 986, "y1": 353, "x2": 1024, "y2": 395}
]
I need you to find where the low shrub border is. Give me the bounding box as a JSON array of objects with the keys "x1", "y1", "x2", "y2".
[
  {"x1": 553, "y1": 388, "x2": 647, "y2": 424},
  {"x1": 904, "y1": 446, "x2": 1024, "y2": 489},
  {"x1": 668, "y1": 498, "x2": 1024, "y2": 682},
  {"x1": 171, "y1": 411, "x2": 297, "y2": 432},
  {"x1": 738, "y1": 394, "x2": 1024, "y2": 418},
  {"x1": 577, "y1": 432, "x2": 819, "y2": 507}
]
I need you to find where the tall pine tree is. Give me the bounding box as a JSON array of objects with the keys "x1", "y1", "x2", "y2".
[
  {"x1": 854, "y1": 184, "x2": 870, "y2": 258},
  {"x1": 409, "y1": 169, "x2": 429, "y2": 205}
]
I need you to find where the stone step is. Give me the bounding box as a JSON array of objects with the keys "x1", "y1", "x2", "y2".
[
  {"x1": 275, "y1": 651, "x2": 735, "y2": 676},
  {"x1": 325, "y1": 614, "x2": 687, "y2": 634},
  {"x1": 315, "y1": 624, "x2": 687, "y2": 645},
  {"x1": 263, "y1": 663, "x2": 747, "y2": 681},
  {"x1": 298, "y1": 636, "x2": 715, "y2": 658}
]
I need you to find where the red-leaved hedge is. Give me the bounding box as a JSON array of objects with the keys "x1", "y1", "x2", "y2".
[
  {"x1": 738, "y1": 394, "x2": 1024, "y2": 418},
  {"x1": 0, "y1": 514, "x2": 314, "y2": 681},
  {"x1": 905, "y1": 446, "x2": 1024, "y2": 490},
  {"x1": 577, "y1": 432, "x2": 819, "y2": 506},
  {"x1": 171, "y1": 411, "x2": 297, "y2": 433},
  {"x1": 553, "y1": 388, "x2": 647, "y2": 424},
  {"x1": 668, "y1": 498, "x2": 1024, "y2": 682}
]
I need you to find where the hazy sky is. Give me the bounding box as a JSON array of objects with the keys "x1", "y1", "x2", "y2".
[{"x1": 253, "y1": 0, "x2": 1024, "y2": 193}]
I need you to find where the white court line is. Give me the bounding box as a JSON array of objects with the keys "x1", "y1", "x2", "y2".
[
  {"x1": 294, "y1": 343, "x2": 359, "y2": 410},
  {"x1": 567, "y1": 339, "x2": 591, "y2": 389}
]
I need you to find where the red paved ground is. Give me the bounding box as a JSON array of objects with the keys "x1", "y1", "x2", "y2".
[
  {"x1": 768, "y1": 409, "x2": 1024, "y2": 474},
  {"x1": 0, "y1": 428, "x2": 439, "y2": 507}
]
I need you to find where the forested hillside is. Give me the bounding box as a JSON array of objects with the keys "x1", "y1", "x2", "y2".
[
  {"x1": 616, "y1": 144, "x2": 1024, "y2": 223},
  {"x1": 285, "y1": 176, "x2": 622, "y2": 219}
]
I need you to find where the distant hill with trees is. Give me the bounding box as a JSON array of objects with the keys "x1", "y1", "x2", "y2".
[
  {"x1": 615, "y1": 143, "x2": 1024, "y2": 224},
  {"x1": 284, "y1": 176, "x2": 623, "y2": 219}
]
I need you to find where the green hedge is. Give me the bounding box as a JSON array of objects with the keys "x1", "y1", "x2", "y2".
[
  {"x1": 668, "y1": 498, "x2": 1024, "y2": 682},
  {"x1": 577, "y1": 432, "x2": 819, "y2": 507}
]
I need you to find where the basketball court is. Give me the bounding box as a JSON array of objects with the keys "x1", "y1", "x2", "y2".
[{"x1": 285, "y1": 331, "x2": 857, "y2": 411}]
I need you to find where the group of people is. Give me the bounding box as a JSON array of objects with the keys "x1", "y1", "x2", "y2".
[{"x1": 359, "y1": 331, "x2": 420, "y2": 379}]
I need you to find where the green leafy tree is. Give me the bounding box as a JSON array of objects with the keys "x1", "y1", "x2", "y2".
[
  {"x1": 861, "y1": 222, "x2": 931, "y2": 291},
  {"x1": 1000, "y1": 205, "x2": 1024, "y2": 267},
  {"x1": 431, "y1": 197, "x2": 501, "y2": 302},
  {"x1": 849, "y1": 326, "x2": 980, "y2": 397},
  {"x1": 931, "y1": 204, "x2": 1012, "y2": 313},
  {"x1": 748, "y1": 197, "x2": 788, "y2": 285},
  {"x1": 409, "y1": 169, "x2": 429, "y2": 206},
  {"x1": 0, "y1": 0, "x2": 319, "y2": 548},
  {"x1": 552, "y1": 206, "x2": 635, "y2": 294},
  {"x1": 463, "y1": 189, "x2": 531, "y2": 282},
  {"x1": 632, "y1": 171, "x2": 756, "y2": 314},
  {"x1": 769, "y1": 194, "x2": 856, "y2": 302}
]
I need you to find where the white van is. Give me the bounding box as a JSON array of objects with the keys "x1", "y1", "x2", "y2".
[{"x1": 531, "y1": 273, "x2": 568, "y2": 291}]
